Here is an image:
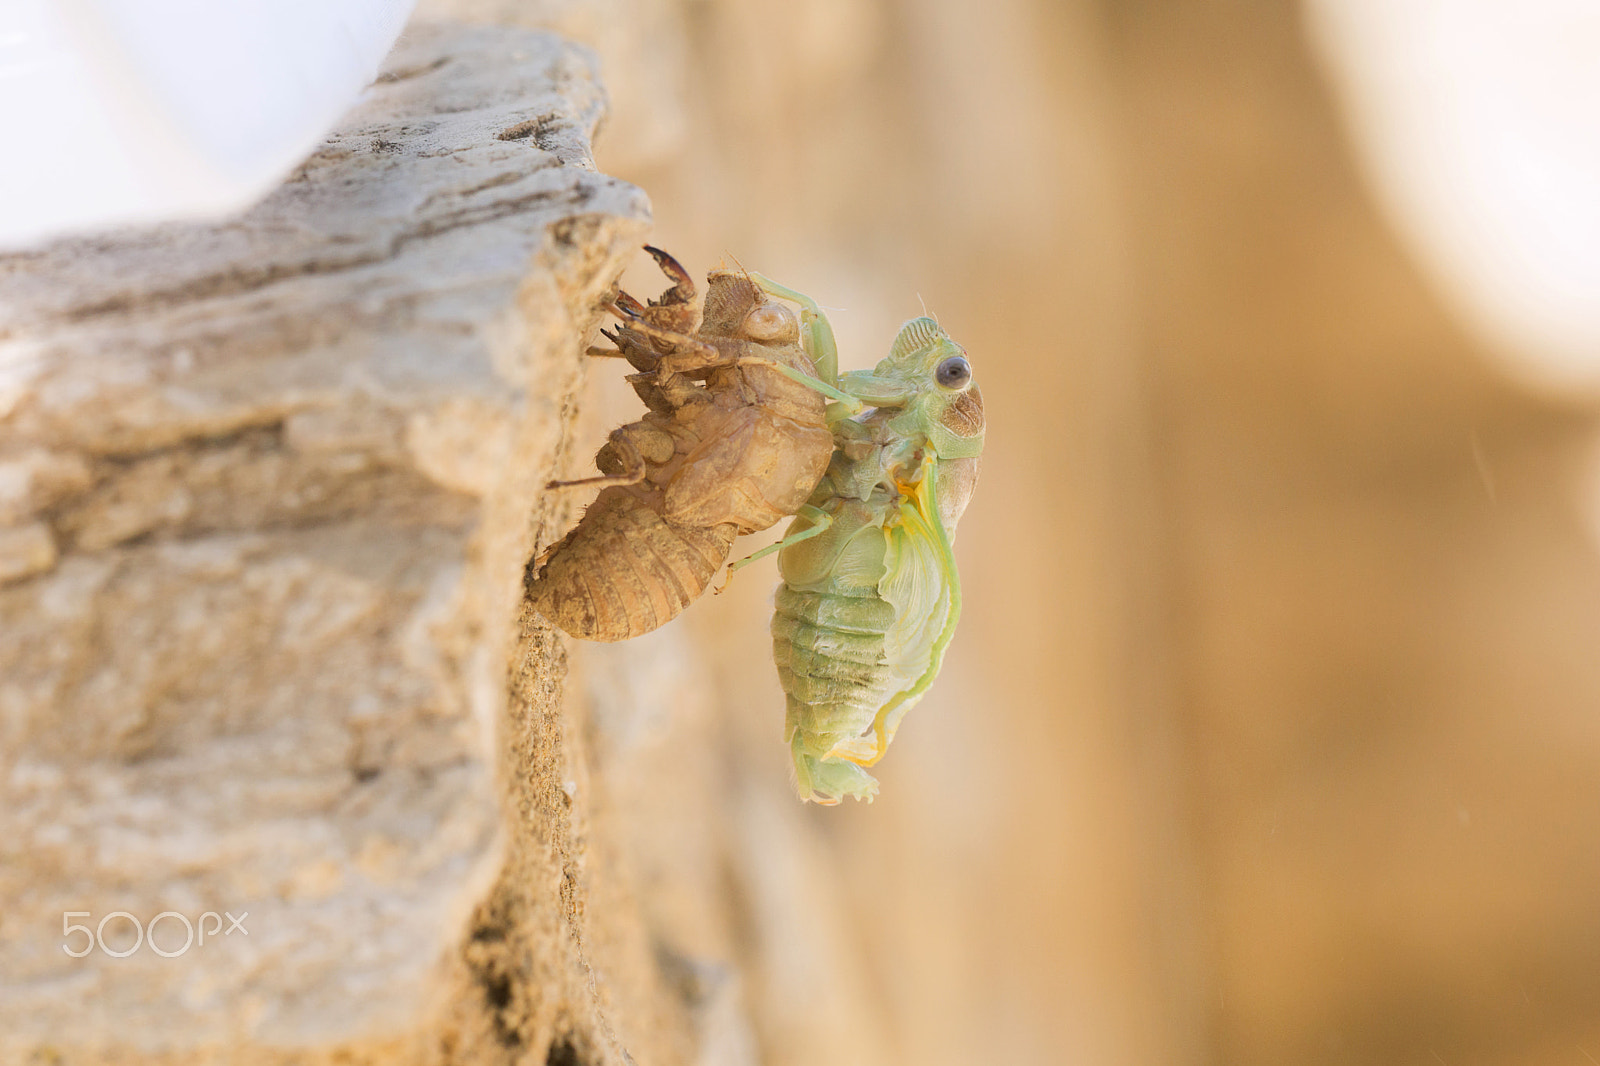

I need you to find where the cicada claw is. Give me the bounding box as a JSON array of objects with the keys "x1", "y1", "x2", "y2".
[
  {"x1": 611, "y1": 290, "x2": 648, "y2": 319},
  {"x1": 643, "y1": 245, "x2": 696, "y2": 306}
]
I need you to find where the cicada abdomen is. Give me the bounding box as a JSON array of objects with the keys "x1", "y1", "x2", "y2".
[
  {"x1": 770, "y1": 318, "x2": 985, "y2": 803},
  {"x1": 771, "y1": 492, "x2": 913, "y2": 803},
  {"x1": 528, "y1": 484, "x2": 737, "y2": 643}
]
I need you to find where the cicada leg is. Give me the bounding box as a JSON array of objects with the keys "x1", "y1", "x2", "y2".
[
  {"x1": 746, "y1": 271, "x2": 842, "y2": 388},
  {"x1": 546, "y1": 462, "x2": 646, "y2": 493},
  {"x1": 715, "y1": 504, "x2": 833, "y2": 593},
  {"x1": 586, "y1": 327, "x2": 634, "y2": 359},
  {"x1": 606, "y1": 296, "x2": 720, "y2": 367},
  {"x1": 642, "y1": 245, "x2": 695, "y2": 307},
  {"x1": 546, "y1": 426, "x2": 659, "y2": 491},
  {"x1": 733, "y1": 354, "x2": 863, "y2": 410},
  {"x1": 613, "y1": 290, "x2": 649, "y2": 316}
]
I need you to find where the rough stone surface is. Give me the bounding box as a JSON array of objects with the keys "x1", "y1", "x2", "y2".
[{"x1": 0, "y1": 22, "x2": 650, "y2": 1061}]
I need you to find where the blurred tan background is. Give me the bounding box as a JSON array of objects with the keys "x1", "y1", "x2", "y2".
[{"x1": 490, "y1": 0, "x2": 1600, "y2": 1063}]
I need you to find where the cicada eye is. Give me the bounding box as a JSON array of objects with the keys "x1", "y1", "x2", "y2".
[
  {"x1": 743, "y1": 303, "x2": 795, "y2": 341},
  {"x1": 935, "y1": 355, "x2": 972, "y2": 390}
]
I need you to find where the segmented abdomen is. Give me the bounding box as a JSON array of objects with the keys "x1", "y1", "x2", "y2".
[
  {"x1": 771, "y1": 584, "x2": 899, "y2": 802},
  {"x1": 528, "y1": 486, "x2": 736, "y2": 642}
]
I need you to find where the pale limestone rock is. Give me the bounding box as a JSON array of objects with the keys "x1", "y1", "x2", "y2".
[
  {"x1": 0, "y1": 521, "x2": 57, "y2": 584},
  {"x1": 413, "y1": 0, "x2": 693, "y2": 175},
  {"x1": 0, "y1": 21, "x2": 652, "y2": 1062},
  {"x1": 0, "y1": 446, "x2": 92, "y2": 525}
]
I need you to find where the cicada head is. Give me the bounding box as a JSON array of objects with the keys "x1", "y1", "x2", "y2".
[
  {"x1": 877, "y1": 316, "x2": 985, "y2": 460},
  {"x1": 880, "y1": 317, "x2": 974, "y2": 399}
]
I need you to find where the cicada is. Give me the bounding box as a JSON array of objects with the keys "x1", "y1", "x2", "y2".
[
  {"x1": 733, "y1": 301, "x2": 985, "y2": 804},
  {"x1": 527, "y1": 249, "x2": 858, "y2": 642}
]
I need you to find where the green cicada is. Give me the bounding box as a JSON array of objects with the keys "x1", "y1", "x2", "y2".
[{"x1": 733, "y1": 282, "x2": 985, "y2": 804}]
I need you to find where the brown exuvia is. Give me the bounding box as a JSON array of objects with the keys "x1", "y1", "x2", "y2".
[{"x1": 526, "y1": 248, "x2": 835, "y2": 641}]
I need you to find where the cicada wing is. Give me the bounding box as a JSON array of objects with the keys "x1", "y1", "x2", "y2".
[
  {"x1": 856, "y1": 460, "x2": 964, "y2": 764},
  {"x1": 813, "y1": 502, "x2": 944, "y2": 766}
]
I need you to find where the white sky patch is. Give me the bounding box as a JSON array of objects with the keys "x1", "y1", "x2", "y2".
[{"x1": 0, "y1": 0, "x2": 414, "y2": 250}]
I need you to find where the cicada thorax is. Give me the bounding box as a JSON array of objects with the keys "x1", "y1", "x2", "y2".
[{"x1": 527, "y1": 482, "x2": 737, "y2": 643}]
